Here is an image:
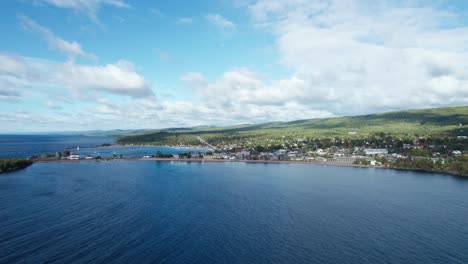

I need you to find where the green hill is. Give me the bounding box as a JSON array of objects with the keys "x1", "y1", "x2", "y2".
[{"x1": 116, "y1": 106, "x2": 468, "y2": 146}]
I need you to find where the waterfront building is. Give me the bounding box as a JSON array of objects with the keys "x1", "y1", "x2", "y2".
[{"x1": 364, "y1": 148, "x2": 388, "y2": 155}]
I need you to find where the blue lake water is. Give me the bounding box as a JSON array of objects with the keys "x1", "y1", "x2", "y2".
[
  {"x1": 77, "y1": 145, "x2": 206, "y2": 158},
  {"x1": 1, "y1": 161, "x2": 467, "y2": 263},
  {"x1": 0, "y1": 135, "x2": 204, "y2": 158},
  {"x1": 0, "y1": 135, "x2": 112, "y2": 158}
]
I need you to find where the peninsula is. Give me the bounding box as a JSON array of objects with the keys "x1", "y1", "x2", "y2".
[{"x1": 0, "y1": 159, "x2": 33, "y2": 174}]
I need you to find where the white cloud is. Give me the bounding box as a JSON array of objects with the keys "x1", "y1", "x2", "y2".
[
  {"x1": 19, "y1": 15, "x2": 97, "y2": 60},
  {"x1": 205, "y1": 14, "x2": 235, "y2": 29},
  {"x1": 176, "y1": 17, "x2": 193, "y2": 24},
  {"x1": 175, "y1": 0, "x2": 468, "y2": 124},
  {"x1": 3, "y1": 0, "x2": 468, "y2": 132},
  {"x1": 37, "y1": 0, "x2": 130, "y2": 24},
  {"x1": 241, "y1": 0, "x2": 468, "y2": 115},
  {"x1": 179, "y1": 68, "x2": 334, "y2": 124},
  {"x1": 59, "y1": 60, "x2": 152, "y2": 97},
  {"x1": 0, "y1": 53, "x2": 153, "y2": 98}
]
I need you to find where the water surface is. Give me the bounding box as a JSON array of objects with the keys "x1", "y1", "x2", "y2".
[
  {"x1": 0, "y1": 135, "x2": 111, "y2": 158},
  {"x1": 0, "y1": 134, "x2": 204, "y2": 159},
  {"x1": 1, "y1": 161, "x2": 467, "y2": 263}
]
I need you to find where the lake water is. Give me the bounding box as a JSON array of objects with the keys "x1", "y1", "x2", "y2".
[
  {"x1": 1, "y1": 161, "x2": 467, "y2": 263},
  {"x1": 0, "y1": 135, "x2": 204, "y2": 159},
  {"x1": 0, "y1": 135, "x2": 112, "y2": 158}
]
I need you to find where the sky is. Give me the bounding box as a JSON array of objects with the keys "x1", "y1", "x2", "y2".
[{"x1": 1, "y1": 0, "x2": 468, "y2": 132}]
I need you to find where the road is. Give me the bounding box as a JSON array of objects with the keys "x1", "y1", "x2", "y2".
[{"x1": 196, "y1": 136, "x2": 216, "y2": 150}]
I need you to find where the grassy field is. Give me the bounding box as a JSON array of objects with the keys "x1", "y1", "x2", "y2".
[{"x1": 116, "y1": 106, "x2": 468, "y2": 146}]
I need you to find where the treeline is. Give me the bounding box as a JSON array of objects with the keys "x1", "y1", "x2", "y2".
[
  {"x1": 117, "y1": 132, "x2": 200, "y2": 145},
  {"x1": 0, "y1": 159, "x2": 33, "y2": 173},
  {"x1": 155, "y1": 151, "x2": 173, "y2": 158},
  {"x1": 117, "y1": 129, "x2": 468, "y2": 154},
  {"x1": 392, "y1": 156, "x2": 468, "y2": 176}
]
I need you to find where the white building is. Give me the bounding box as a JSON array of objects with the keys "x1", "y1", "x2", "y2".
[
  {"x1": 315, "y1": 149, "x2": 325, "y2": 155},
  {"x1": 364, "y1": 148, "x2": 388, "y2": 155},
  {"x1": 69, "y1": 154, "x2": 80, "y2": 160},
  {"x1": 287, "y1": 151, "x2": 300, "y2": 158}
]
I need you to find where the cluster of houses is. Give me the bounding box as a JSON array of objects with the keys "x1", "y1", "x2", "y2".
[
  {"x1": 176, "y1": 147, "x2": 394, "y2": 166},
  {"x1": 33, "y1": 135, "x2": 464, "y2": 166}
]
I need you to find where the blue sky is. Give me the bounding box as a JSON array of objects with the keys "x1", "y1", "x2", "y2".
[{"x1": 1, "y1": 0, "x2": 468, "y2": 132}]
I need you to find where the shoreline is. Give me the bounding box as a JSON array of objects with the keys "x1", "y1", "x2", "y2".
[
  {"x1": 0, "y1": 159, "x2": 33, "y2": 174},
  {"x1": 93, "y1": 143, "x2": 211, "y2": 151},
  {"x1": 34, "y1": 158, "x2": 467, "y2": 178}
]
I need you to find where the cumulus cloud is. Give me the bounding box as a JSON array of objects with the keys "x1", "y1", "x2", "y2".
[
  {"x1": 205, "y1": 14, "x2": 235, "y2": 29},
  {"x1": 0, "y1": 53, "x2": 153, "y2": 98},
  {"x1": 19, "y1": 15, "x2": 97, "y2": 60},
  {"x1": 181, "y1": 69, "x2": 333, "y2": 120},
  {"x1": 171, "y1": 0, "x2": 468, "y2": 125},
  {"x1": 58, "y1": 60, "x2": 152, "y2": 97},
  {"x1": 36, "y1": 0, "x2": 130, "y2": 24},
  {"x1": 242, "y1": 0, "x2": 468, "y2": 115},
  {"x1": 3, "y1": 0, "x2": 468, "y2": 132}
]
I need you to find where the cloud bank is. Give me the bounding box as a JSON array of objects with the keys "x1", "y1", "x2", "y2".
[
  {"x1": 0, "y1": 53, "x2": 153, "y2": 98},
  {"x1": 2, "y1": 0, "x2": 468, "y2": 132}
]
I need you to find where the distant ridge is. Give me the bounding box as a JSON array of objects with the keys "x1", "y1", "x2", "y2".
[{"x1": 116, "y1": 105, "x2": 468, "y2": 146}]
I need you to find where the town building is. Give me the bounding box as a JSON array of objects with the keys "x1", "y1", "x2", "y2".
[{"x1": 364, "y1": 148, "x2": 388, "y2": 155}]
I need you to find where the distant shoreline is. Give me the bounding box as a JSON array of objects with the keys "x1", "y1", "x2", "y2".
[
  {"x1": 88, "y1": 143, "x2": 211, "y2": 151},
  {"x1": 34, "y1": 158, "x2": 468, "y2": 178}
]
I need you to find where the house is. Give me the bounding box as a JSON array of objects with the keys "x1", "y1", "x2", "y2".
[
  {"x1": 287, "y1": 151, "x2": 300, "y2": 158},
  {"x1": 69, "y1": 154, "x2": 80, "y2": 160},
  {"x1": 431, "y1": 158, "x2": 445, "y2": 164},
  {"x1": 364, "y1": 148, "x2": 388, "y2": 155},
  {"x1": 275, "y1": 149, "x2": 287, "y2": 155},
  {"x1": 213, "y1": 154, "x2": 224, "y2": 159},
  {"x1": 191, "y1": 153, "x2": 201, "y2": 159},
  {"x1": 333, "y1": 156, "x2": 356, "y2": 164},
  {"x1": 315, "y1": 149, "x2": 325, "y2": 155}
]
